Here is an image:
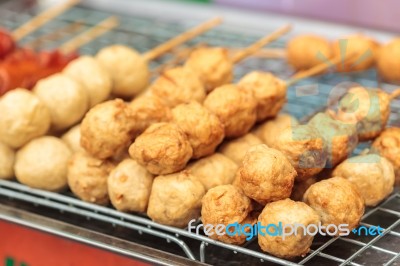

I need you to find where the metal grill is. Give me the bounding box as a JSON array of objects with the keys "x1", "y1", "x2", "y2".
[{"x1": 0, "y1": 1, "x2": 399, "y2": 265}]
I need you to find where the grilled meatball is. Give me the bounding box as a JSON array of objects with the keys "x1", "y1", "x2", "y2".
[
  {"x1": 333, "y1": 154, "x2": 395, "y2": 206},
  {"x1": 147, "y1": 171, "x2": 205, "y2": 227},
  {"x1": 303, "y1": 177, "x2": 365, "y2": 234}
]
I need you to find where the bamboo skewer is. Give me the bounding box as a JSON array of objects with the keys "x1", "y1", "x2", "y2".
[
  {"x1": 59, "y1": 16, "x2": 119, "y2": 54},
  {"x1": 230, "y1": 47, "x2": 286, "y2": 59},
  {"x1": 142, "y1": 17, "x2": 222, "y2": 61},
  {"x1": 26, "y1": 20, "x2": 84, "y2": 49},
  {"x1": 390, "y1": 89, "x2": 400, "y2": 100},
  {"x1": 231, "y1": 24, "x2": 292, "y2": 64},
  {"x1": 12, "y1": 0, "x2": 80, "y2": 41},
  {"x1": 286, "y1": 53, "x2": 358, "y2": 87}
]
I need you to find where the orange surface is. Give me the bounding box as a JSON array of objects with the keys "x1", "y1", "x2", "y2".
[{"x1": 0, "y1": 220, "x2": 151, "y2": 266}]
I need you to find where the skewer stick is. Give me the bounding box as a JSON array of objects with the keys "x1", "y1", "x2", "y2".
[
  {"x1": 59, "y1": 16, "x2": 118, "y2": 54},
  {"x1": 12, "y1": 0, "x2": 80, "y2": 41},
  {"x1": 142, "y1": 17, "x2": 222, "y2": 61},
  {"x1": 390, "y1": 89, "x2": 400, "y2": 100},
  {"x1": 286, "y1": 53, "x2": 358, "y2": 87},
  {"x1": 231, "y1": 24, "x2": 291, "y2": 64},
  {"x1": 26, "y1": 20, "x2": 84, "y2": 49},
  {"x1": 230, "y1": 47, "x2": 286, "y2": 59}
]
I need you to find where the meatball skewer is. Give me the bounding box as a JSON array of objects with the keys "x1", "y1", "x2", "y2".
[
  {"x1": 96, "y1": 17, "x2": 223, "y2": 98},
  {"x1": 329, "y1": 86, "x2": 400, "y2": 141},
  {"x1": 149, "y1": 24, "x2": 292, "y2": 108}
]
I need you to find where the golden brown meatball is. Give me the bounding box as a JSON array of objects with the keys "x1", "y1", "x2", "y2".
[
  {"x1": 96, "y1": 45, "x2": 150, "y2": 98},
  {"x1": 219, "y1": 133, "x2": 263, "y2": 165},
  {"x1": 61, "y1": 124, "x2": 84, "y2": 153},
  {"x1": 81, "y1": 99, "x2": 135, "y2": 159},
  {"x1": 187, "y1": 153, "x2": 238, "y2": 191},
  {"x1": 15, "y1": 136, "x2": 72, "y2": 191},
  {"x1": 252, "y1": 114, "x2": 299, "y2": 147},
  {"x1": 33, "y1": 73, "x2": 89, "y2": 131},
  {"x1": 238, "y1": 71, "x2": 287, "y2": 121},
  {"x1": 201, "y1": 184, "x2": 254, "y2": 245},
  {"x1": 377, "y1": 38, "x2": 400, "y2": 83},
  {"x1": 372, "y1": 127, "x2": 400, "y2": 185},
  {"x1": 171, "y1": 102, "x2": 225, "y2": 158},
  {"x1": 129, "y1": 123, "x2": 193, "y2": 175},
  {"x1": 237, "y1": 144, "x2": 296, "y2": 204},
  {"x1": 303, "y1": 177, "x2": 365, "y2": 234},
  {"x1": 67, "y1": 152, "x2": 115, "y2": 205},
  {"x1": 149, "y1": 67, "x2": 206, "y2": 108},
  {"x1": 332, "y1": 34, "x2": 380, "y2": 72},
  {"x1": 258, "y1": 199, "x2": 320, "y2": 259},
  {"x1": 287, "y1": 35, "x2": 332, "y2": 70},
  {"x1": 290, "y1": 176, "x2": 317, "y2": 201},
  {"x1": 332, "y1": 86, "x2": 391, "y2": 141},
  {"x1": 271, "y1": 125, "x2": 327, "y2": 181},
  {"x1": 308, "y1": 112, "x2": 358, "y2": 167},
  {"x1": 204, "y1": 84, "x2": 257, "y2": 138},
  {"x1": 63, "y1": 56, "x2": 112, "y2": 107},
  {"x1": 185, "y1": 47, "x2": 233, "y2": 92},
  {"x1": 332, "y1": 154, "x2": 395, "y2": 206},
  {"x1": 0, "y1": 89, "x2": 51, "y2": 148},
  {"x1": 108, "y1": 159, "x2": 154, "y2": 212},
  {"x1": 128, "y1": 95, "x2": 172, "y2": 137},
  {"x1": 147, "y1": 171, "x2": 205, "y2": 227},
  {"x1": 0, "y1": 142, "x2": 15, "y2": 180}
]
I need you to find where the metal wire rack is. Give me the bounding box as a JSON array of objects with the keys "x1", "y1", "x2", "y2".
[{"x1": 0, "y1": 1, "x2": 399, "y2": 265}]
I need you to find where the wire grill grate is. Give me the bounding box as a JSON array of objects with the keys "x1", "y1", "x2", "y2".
[{"x1": 0, "y1": 2, "x2": 399, "y2": 265}]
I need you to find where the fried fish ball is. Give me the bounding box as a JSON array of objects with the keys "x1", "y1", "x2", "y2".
[
  {"x1": 333, "y1": 154, "x2": 394, "y2": 206},
  {"x1": 15, "y1": 136, "x2": 72, "y2": 191},
  {"x1": 238, "y1": 144, "x2": 296, "y2": 204},
  {"x1": 81, "y1": 99, "x2": 135, "y2": 159},
  {"x1": 128, "y1": 95, "x2": 172, "y2": 137},
  {"x1": 372, "y1": 127, "x2": 400, "y2": 185},
  {"x1": 96, "y1": 45, "x2": 150, "y2": 98},
  {"x1": 219, "y1": 133, "x2": 263, "y2": 165},
  {"x1": 303, "y1": 177, "x2": 365, "y2": 234},
  {"x1": 147, "y1": 171, "x2": 205, "y2": 227},
  {"x1": 252, "y1": 114, "x2": 299, "y2": 147},
  {"x1": 187, "y1": 153, "x2": 238, "y2": 191},
  {"x1": 61, "y1": 124, "x2": 84, "y2": 153},
  {"x1": 129, "y1": 123, "x2": 193, "y2": 175},
  {"x1": 33, "y1": 73, "x2": 89, "y2": 131},
  {"x1": 0, "y1": 142, "x2": 15, "y2": 179},
  {"x1": 67, "y1": 151, "x2": 115, "y2": 205},
  {"x1": 149, "y1": 67, "x2": 206, "y2": 108},
  {"x1": 332, "y1": 86, "x2": 391, "y2": 141},
  {"x1": 238, "y1": 71, "x2": 287, "y2": 121},
  {"x1": 201, "y1": 184, "x2": 254, "y2": 245},
  {"x1": 287, "y1": 34, "x2": 332, "y2": 70},
  {"x1": 258, "y1": 199, "x2": 320, "y2": 259},
  {"x1": 185, "y1": 47, "x2": 233, "y2": 92},
  {"x1": 63, "y1": 56, "x2": 112, "y2": 107},
  {"x1": 171, "y1": 102, "x2": 224, "y2": 158},
  {"x1": 377, "y1": 39, "x2": 400, "y2": 83},
  {"x1": 332, "y1": 34, "x2": 380, "y2": 72},
  {"x1": 0, "y1": 89, "x2": 51, "y2": 148},
  {"x1": 204, "y1": 84, "x2": 257, "y2": 138},
  {"x1": 308, "y1": 112, "x2": 358, "y2": 167},
  {"x1": 272, "y1": 125, "x2": 327, "y2": 181},
  {"x1": 108, "y1": 159, "x2": 154, "y2": 212},
  {"x1": 290, "y1": 177, "x2": 317, "y2": 201}
]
